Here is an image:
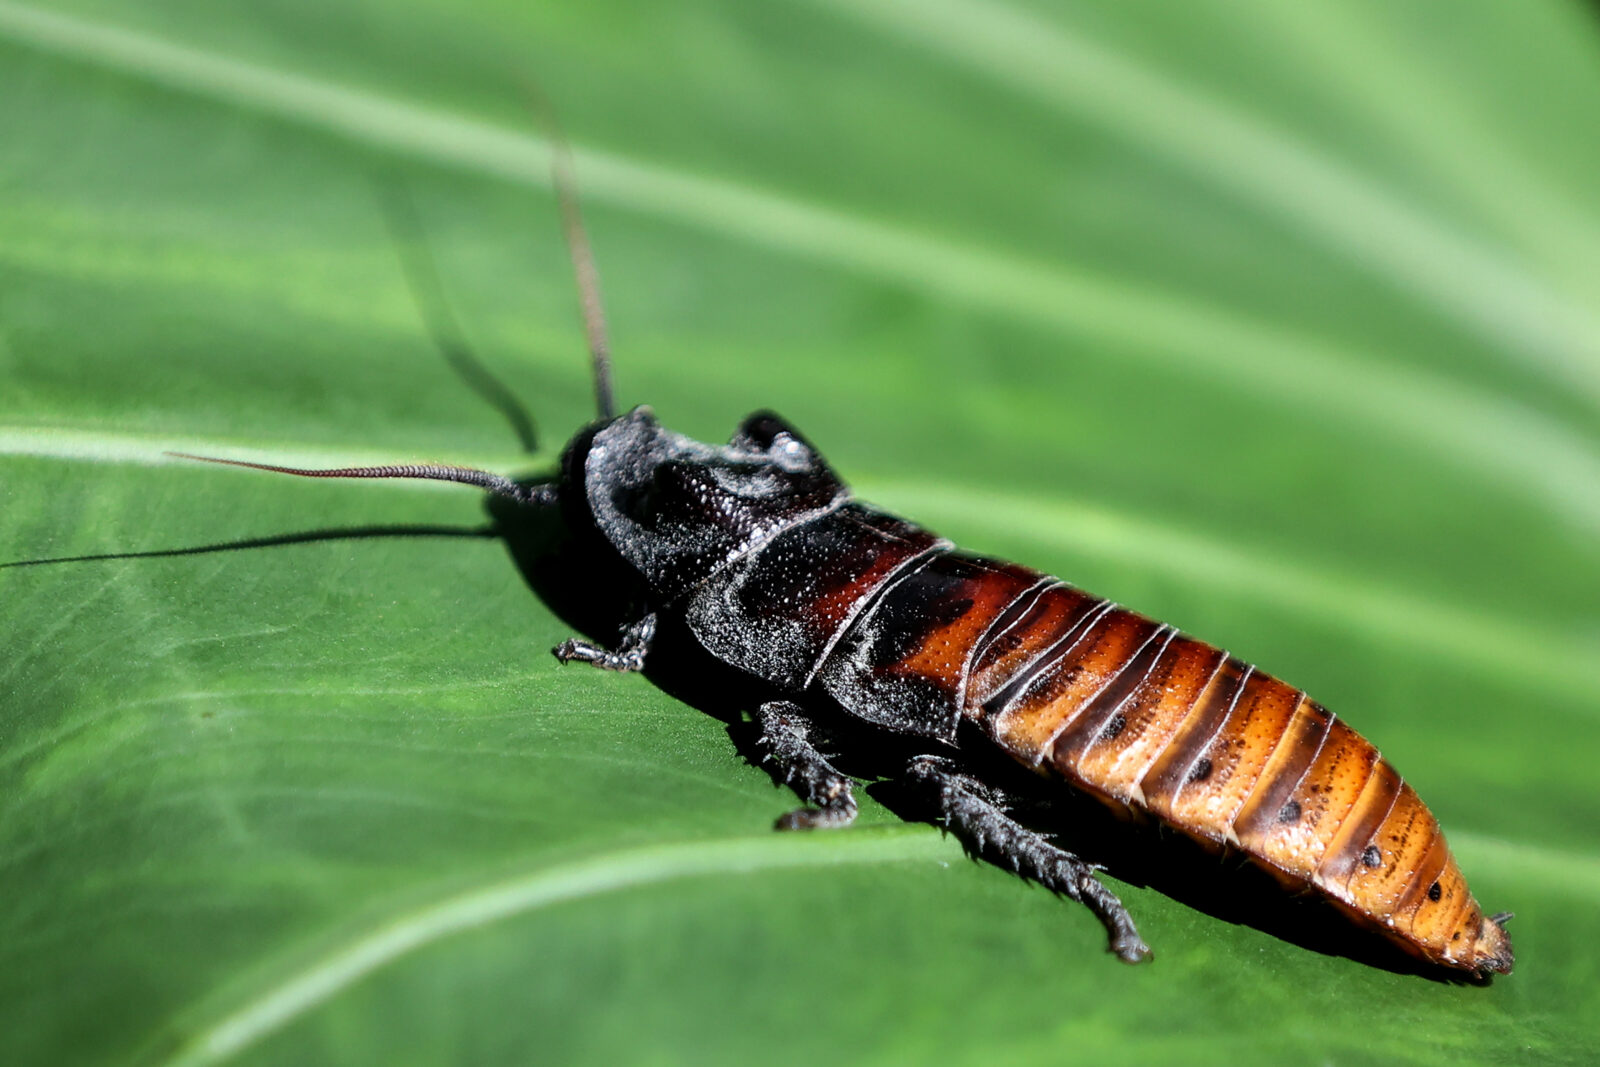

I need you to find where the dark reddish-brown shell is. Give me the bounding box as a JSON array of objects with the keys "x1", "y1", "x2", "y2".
[{"x1": 582, "y1": 413, "x2": 1512, "y2": 976}]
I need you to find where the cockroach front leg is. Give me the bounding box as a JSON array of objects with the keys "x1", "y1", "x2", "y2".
[
  {"x1": 907, "y1": 755, "x2": 1151, "y2": 964},
  {"x1": 552, "y1": 612, "x2": 656, "y2": 672},
  {"x1": 755, "y1": 701, "x2": 858, "y2": 831}
]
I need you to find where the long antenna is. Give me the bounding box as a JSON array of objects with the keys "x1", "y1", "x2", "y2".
[
  {"x1": 166, "y1": 453, "x2": 554, "y2": 505},
  {"x1": 529, "y1": 90, "x2": 615, "y2": 421},
  {"x1": 167, "y1": 96, "x2": 608, "y2": 500}
]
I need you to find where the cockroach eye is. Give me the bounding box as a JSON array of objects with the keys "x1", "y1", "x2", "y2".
[{"x1": 770, "y1": 433, "x2": 811, "y2": 472}]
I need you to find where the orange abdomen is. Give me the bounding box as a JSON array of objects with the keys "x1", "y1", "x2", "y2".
[
  {"x1": 968, "y1": 585, "x2": 1510, "y2": 974},
  {"x1": 693, "y1": 506, "x2": 1513, "y2": 976}
]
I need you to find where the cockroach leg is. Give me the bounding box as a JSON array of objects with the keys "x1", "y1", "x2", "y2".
[
  {"x1": 552, "y1": 611, "x2": 656, "y2": 672},
  {"x1": 907, "y1": 755, "x2": 1151, "y2": 964},
  {"x1": 754, "y1": 701, "x2": 859, "y2": 830}
]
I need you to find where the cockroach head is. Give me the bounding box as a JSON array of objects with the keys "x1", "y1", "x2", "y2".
[{"x1": 567, "y1": 406, "x2": 848, "y2": 600}]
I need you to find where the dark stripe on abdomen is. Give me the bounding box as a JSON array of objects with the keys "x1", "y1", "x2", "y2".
[
  {"x1": 965, "y1": 585, "x2": 1110, "y2": 709},
  {"x1": 1139, "y1": 656, "x2": 1252, "y2": 815},
  {"x1": 1230, "y1": 699, "x2": 1334, "y2": 851},
  {"x1": 1071, "y1": 635, "x2": 1229, "y2": 805},
  {"x1": 983, "y1": 607, "x2": 1163, "y2": 765},
  {"x1": 1049, "y1": 624, "x2": 1178, "y2": 774}
]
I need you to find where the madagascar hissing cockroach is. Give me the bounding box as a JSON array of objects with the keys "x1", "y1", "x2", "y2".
[{"x1": 173, "y1": 139, "x2": 1513, "y2": 978}]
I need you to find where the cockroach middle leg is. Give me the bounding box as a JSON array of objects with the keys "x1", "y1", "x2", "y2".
[
  {"x1": 755, "y1": 701, "x2": 858, "y2": 830},
  {"x1": 552, "y1": 611, "x2": 657, "y2": 672},
  {"x1": 906, "y1": 755, "x2": 1151, "y2": 964}
]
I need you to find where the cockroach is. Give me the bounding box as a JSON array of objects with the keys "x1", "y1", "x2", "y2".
[{"x1": 173, "y1": 138, "x2": 1513, "y2": 979}]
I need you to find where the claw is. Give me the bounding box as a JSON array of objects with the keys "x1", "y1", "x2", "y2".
[{"x1": 1112, "y1": 935, "x2": 1153, "y2": 964}]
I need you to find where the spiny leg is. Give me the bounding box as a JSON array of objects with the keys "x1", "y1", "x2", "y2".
[
  {"x1": 552, "y1": 612, "x2": 656, "y2": 672},
  {"x1": 907, "y1": 755, "x2": 1150, "y2": 963},
  {"x1": 755, "y1": 701, "x2": 858, "y2": 831}
]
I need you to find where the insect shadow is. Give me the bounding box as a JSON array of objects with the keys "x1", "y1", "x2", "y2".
[
  {"x1": 376, "y1": 176, "x2": 541, "y2": 455},
  {"x1": 0, "y1": 525, "x2": 498, "y2": 571},
  {"x1": 487, "y1": 490, "x2": 1484, "y2": 985}
]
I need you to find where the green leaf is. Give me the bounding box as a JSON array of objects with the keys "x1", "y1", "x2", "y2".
[{"x1": 2, "y1": 1, "x2": 1597, "y2": 1064}]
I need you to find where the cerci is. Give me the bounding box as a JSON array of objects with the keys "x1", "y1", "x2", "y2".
[{"x1": 176, "y1": 146, "x2": 1512, "y2": 979}]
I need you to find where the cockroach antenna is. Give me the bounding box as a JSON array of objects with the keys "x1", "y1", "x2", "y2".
[
  {"x1": 169, "y1": 93, "x2": 620, "y2": 499},
  {"x1": 535, "y1": 89, "x2": 615, "y2": 421},
  {"x1": 164, "y1": 454, "x2": 555, "y2": 505}
]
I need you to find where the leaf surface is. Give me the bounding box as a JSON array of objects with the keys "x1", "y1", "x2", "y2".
[{"x1": 1, "y1": 1, "x2": 1597, "y2": 1064}]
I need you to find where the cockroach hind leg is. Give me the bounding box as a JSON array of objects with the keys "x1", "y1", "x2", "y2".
[
  {"x1": 552, "y1": 611, "x2": 656, "y2": 672},
  {"x1": 906, "y1": 755, "x2": 1151, "y2": 964},
  {"x1": 754, "y1": 701, "x2": 858, "y2": 831}
]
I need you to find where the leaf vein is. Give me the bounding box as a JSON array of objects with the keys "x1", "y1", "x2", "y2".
[{"x1": 152, "y1": 830, "x2": 944, "y2": 1067}]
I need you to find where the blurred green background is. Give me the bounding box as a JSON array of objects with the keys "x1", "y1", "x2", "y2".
[{"x1": 1, "y1": 1, "x2": 1597, "y2": 1064}]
